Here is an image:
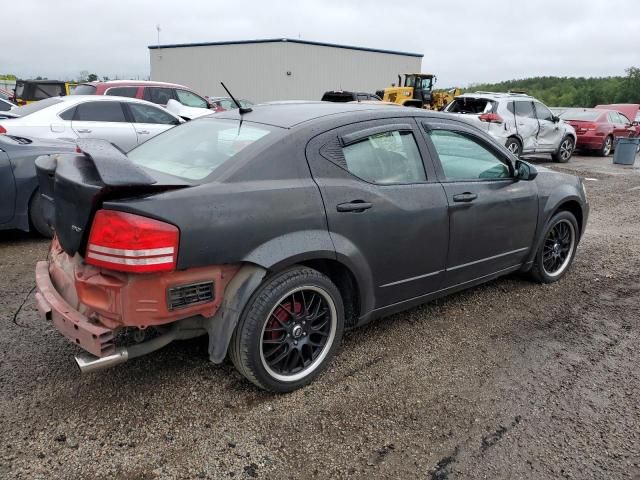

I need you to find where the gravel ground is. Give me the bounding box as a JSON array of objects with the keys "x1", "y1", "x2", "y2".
[{"x1": 0, "y1": 155, "x2": 639, "y2": 480}]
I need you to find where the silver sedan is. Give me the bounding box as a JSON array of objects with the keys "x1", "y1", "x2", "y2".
[{"x1": 0, "y1": 95, "x2": 183, "y2": 151}]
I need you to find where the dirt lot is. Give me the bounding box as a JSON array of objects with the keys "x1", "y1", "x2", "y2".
[{"x1": 1, "y1": 155, "x2": 639, "y2": 480}]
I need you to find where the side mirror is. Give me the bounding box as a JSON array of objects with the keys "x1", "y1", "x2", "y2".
[
  {"x1": 515, "y1": 160, "x2": 538, "y2": 181},
  {"x1": 552, "y1": 115, "x2": 560, "y2": 123}
]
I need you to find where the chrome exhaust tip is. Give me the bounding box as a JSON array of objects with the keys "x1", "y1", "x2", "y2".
[{"x1": 75, "y1": 348, "x2": 129, "y2": 374}]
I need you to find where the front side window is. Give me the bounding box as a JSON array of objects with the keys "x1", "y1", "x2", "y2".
[
  {"x1": 534, "y1": 102, "x2": 554, "y2": 122},
  {"x1": 175, "y1": 90, "x2": 208, "y2": 108},
  {"x1": 145, "y1": 87, "x2": 174, "y2": 105},
  {"x1": 128, "y1": 103, "x2": 178, "y2": 125},
  {"x1": 106, "y1": 87, "x2": 139, "y2": 98},
  {"x1": 127, "y1": 118, "x2": 277, "y2": 180},
  {"x1": 341, "y1": 130, "x2": 426, "y2": 184},
  {"x1": 74, "y1": 101, "x2": 127, "y2": 122},
  {"x1": 428, "y1": 130, "x2": 511, "y2": 181},
  {"x1": 514, "y1": 101, "x2": 536, "y2": 119}
]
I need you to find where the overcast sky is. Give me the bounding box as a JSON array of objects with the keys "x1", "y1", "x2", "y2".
[{"x1": 2, "y1": 0, "x2": 639, "y2": 87}]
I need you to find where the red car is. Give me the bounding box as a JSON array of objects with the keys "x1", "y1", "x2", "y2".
[
  {"x1": 596, "y1": 103, "x2": 640, "y2": 136},
  {"x1": 560, "y1": 108, "x2": 636, "y2": 156},
  {"x1": 72, "y1": 80, "x2": 211, "y2": 110}
]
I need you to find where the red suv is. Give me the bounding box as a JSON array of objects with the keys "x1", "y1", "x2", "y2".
[{"x1": 72, "y1": 80, "x2": 211, "y2": 110}]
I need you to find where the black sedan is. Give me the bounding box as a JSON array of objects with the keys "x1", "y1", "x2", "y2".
[
  {"x1": 34, "y1": 102, "x2": 588, "y2": 392},
  {"x1": 0, "y1": 135, "x2": 75, "y2": 236}
]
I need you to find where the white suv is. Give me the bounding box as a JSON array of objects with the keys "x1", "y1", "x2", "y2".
[{"x1": 444, "y1": 92, "x2": 577, "y2": 162}]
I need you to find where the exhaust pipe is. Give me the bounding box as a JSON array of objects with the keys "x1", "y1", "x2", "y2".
[
  {"x1": 75, "y1": 348, "x2": 129, "y2": 374},
  {"x1": 73, "y1": 322, "x2": 200, "y2": 374}
]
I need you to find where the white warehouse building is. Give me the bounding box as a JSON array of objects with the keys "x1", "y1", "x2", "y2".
[{"x1": 149, "y1": 38, "x2": 423, "y2": 103}]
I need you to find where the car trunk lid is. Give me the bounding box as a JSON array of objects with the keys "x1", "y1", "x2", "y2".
[{"x1": 35, "y1": 139, "x2": 190, "y2": 257}]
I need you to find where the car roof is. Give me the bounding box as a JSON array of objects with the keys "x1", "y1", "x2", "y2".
[
  {"x1": 83, "y1": 80, "x2": 190, "y2": 88},
  {"x1": 456, "y1": 91, "x2": 533, "y2": 100},
  {"x1": 214, "y1": 100, "x2": 428, "y2": 128},
  {"x1": 595, "y1": 103, "x2": 639, "y2": 120}
]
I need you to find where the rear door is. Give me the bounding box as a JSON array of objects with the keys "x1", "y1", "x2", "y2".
[
  {"x1": 420, "y1": 119, "x2": 538, "y2": 287},
  {"x1": 512, "y1": 100, "x2": 539, "y2": 152},
  {"x1": 533, "y1": 101, "x2": 563, "y2": 151},
  {"x1": 71, "y1": 101, "x2": 138, "y2": 151},
  {"x1": 143, "y1": 87, "x2": 175, "y2": 107},
  {"x1": 124, "y1": 102, "x2": 180, "y2": 145},
  {"x1": 306, "y1": 118, "x2": 449, "y2": 307},
  {"x1": 0, "y1": 150, "x2": 16, "y2": 223}
]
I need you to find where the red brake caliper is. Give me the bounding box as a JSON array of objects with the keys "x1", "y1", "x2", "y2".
[{"x1": 265, "y1": 301, "x2": 303, "y2": 340}]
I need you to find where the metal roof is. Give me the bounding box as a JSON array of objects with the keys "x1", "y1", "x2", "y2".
[{"x1": 148, "y1": 38, "x2": 423, "y2": 58}]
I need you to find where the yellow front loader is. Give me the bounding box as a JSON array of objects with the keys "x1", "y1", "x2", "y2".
[{"x1": 376, "y1": 74, "x2": 460, "y2": 110}]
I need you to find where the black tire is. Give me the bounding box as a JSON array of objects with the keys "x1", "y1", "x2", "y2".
[
  {"x1": 530, "y1": 211, "x2": 579, "y2": 284},
  {"x1": 597, "y1": 135, "x2": 613, "y2": 157},
  {"x1": 505, "y1": 137, "x2": 522, "y2": 157},
  {"x1": 29, "y1": 189, "x2": 53, "y2": 238},
  {"x1": 552, "y1": 136, "x2": 574, "y2": 163},
  {"x1": 229, "y1": 266, "x2": 344, "y2": 392}
]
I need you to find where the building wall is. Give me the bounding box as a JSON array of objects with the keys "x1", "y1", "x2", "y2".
[{"x1": 149, "y1": 41, "x2": 422, "y2": 103}]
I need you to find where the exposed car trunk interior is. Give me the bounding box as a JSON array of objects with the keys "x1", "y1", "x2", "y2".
[{"x1": 447, "y1": 97, "x2": 496, "y2": 114}]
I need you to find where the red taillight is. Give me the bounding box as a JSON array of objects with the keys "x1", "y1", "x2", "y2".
[
  {"x1": 86, "y1": 210, "x2": 179, "y2": 273},
  {"x1": 0, "y1": 125, "x2": 6, "y2": 134},
  {"x1": 585, "y1": 123, "x2": 597, "y2": 131},
  {"x1": 479, "y1": 113, "x2": 503, "y2": 124}
]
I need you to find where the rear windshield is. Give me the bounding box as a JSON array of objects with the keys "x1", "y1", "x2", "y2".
[
  {"x1": 127, "y1": 118, "x2": 279, "y2": 180},
  {"x1": 446, "y1": 97, "x2": 496, "y2": 114},
  {"x1": 321, "y1": 92, "x2": 354, "y2": 102},
  {"x1": 10, "y1": 97, "x2": 64, "y2": 117},
  {"x1": 560, "y1": 110, "x2": 601, "y2": 121},
  {"x1": 72, "y1": 84, "x2": 97, "y2": 95}
]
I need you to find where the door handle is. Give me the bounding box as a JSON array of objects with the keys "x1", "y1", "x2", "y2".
[
  {"x1": 76, "y1": 128, "x2": 91, "y2": 133},
  {"x1": 452, "y1": 192, "x2": 478, "y2": 203},
  {"x1": 137, "y1": 130, "x2": 150, "y2": 135},
  {"x1": 336, "y1": 201, "x2": 372, "y2": 213}
]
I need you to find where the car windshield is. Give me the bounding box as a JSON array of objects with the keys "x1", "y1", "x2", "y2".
[
  {"x1": 9, "y1": 97, "x2": 64, "y2": 117},
  {"x1": 127, "y1": 118, "x2": 279, "y2": 180},
  {"x1": 561, "y1": 110, "x2": 601, "y2": 121}
]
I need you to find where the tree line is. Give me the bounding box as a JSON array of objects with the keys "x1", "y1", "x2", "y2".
[{"x1": 465, "y1": 67, "x2": 640, "y2": 107}]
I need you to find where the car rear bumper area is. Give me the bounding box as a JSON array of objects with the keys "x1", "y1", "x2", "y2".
[{"x1": 35, "y1": 260, "x2": 116, "y2": 357}]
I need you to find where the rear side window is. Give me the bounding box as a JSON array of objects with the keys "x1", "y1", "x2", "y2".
[
  {"x1": 175, "y1": 90, "x2": 208, "y2": 108},
  {"x1": 0, "y1": 99, "x2": 11, "y2": 112},
  {"x1": 514, "y1": 101, "x2": 536, "y2": 119},
  {"x1": 340, "y1": 130, "x2": 426, "y2": 184},
  {"x1": 145, "y1": 87, "x2": 174, "y2": 105},
  {"x1": 74, "y1": 101, "x2": 127, "y2": 122},
  {"x1": 446, "y1": 97, "x2": 495, "y2": 114},
  {"x1": 428, "y1": 130, "x2": 510, "y2": 181},
  {"x1": 72, "y1": 84, "x2": 97, "y2": 95},
  {"x1": 127, "y1": 118, "x2": 277, "y2": 180},
  {"x1": 128, "y1": 103, "x2": 178, "y2": 125},
  {"x1": 106, "y1": 87, "x2": 138, "y2": 98}
]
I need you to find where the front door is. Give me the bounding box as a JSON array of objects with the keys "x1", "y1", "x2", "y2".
[
  {"x1": 513, "y1": 100, "x2": 539, "y2": 153},
  {"x1": 306, "y1": 118, "x2": 449, "y2": 308},
  {"x1": 124, "y1": 102, "x2": 179, "y2": 146},
  {"x1": 421, "y1": 121, "x2": 539, "y2": 287},
  {"x1": 0, "y1": 151, "x2": 16, "y2": 223},
  {"x1": 71, "y1": 101, "x2": 138, "y2": 152},
  {"x1": 534, "y1": 101, "x2": 564, "y2": 152}
]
